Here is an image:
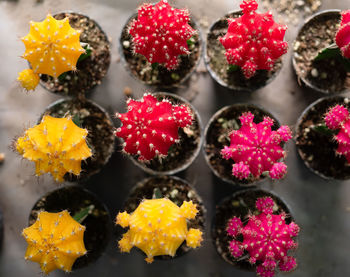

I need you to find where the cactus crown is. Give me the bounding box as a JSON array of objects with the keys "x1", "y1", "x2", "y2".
[
  {"x1": 335, "y1": 10, "x2": 350, "y2": 59},
  {"x1": 324, "y1": 104, "x2": 350, "y2": 162},
  {"x1": 16, "y1": 115, "x2": 92, "y2": 182},
  {"x1": 221, "y1": 112, "x2": 292, "y2": 180},
  {"x1": 116, "y1": 198, "x2": 203, "y2": 263},
  {"x1": 227, "y1": 197, "x2": 300, "y2": 277},
  {"x1": 219, "y1": 0, "x2": 288, "y2": 79},
  {"x1": 22, "y1": 211, "x2": 87, "y2": 274},
  {"x1": 115, "y1": 93, "x2": 193, "y2": 161},
  {"x1": 129, "y1": 0, "x2": 196, "y2": 70}
]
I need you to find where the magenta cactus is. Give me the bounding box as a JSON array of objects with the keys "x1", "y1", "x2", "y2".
[
  {"x1": 219, "y1": 0, "x2": 288, "y2": 79},
  {"x1": 335, "y1": 10, "x2": 350, "y2": 59},
  {"x1": 324, "y1": 104, "x2": 350, "y2": 163},
  {"x1": 115, "y1": 93, "x2": 193, "y2": 161},
  {"x1": 128, "y1": 0, "x2": 196, "y2": 70},
  {"x1": 221, "y1": 112, "x2": 291, "y2": 180},
  {"x1": 227, "y1": 197, "x2": 300, "y2": 277}
]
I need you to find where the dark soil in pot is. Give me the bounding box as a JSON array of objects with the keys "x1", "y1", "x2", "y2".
[
  {"x1": 28, "y1": 186, "x2": 112, "y2": 269},
  {"x1": 121, "y1": 175, "x2": 206, "y2": 260},
  {"x1": 204, "y1": 104, "x2": 280, "y2": 186},
  {"x1": 212, "y1": 188, "x2": 292, "y2": 270},
  {"x1": 205, "y1": 11, "x2": 282, "y2": 91},
  {"x1": 120, "y1": 14, "x2": 202, "y2": 88},
  {"x1": 293, "y1": 10, "x2": 350, "y2": 94},
  {"x1": 295, "y1": 96, "x2": 350, "y2": 179},
  {"x1": 41, "y1": 98, "x2": 115, "y2": 181},
  {"x1": 40, "y1": 12, "x2": 111, "y2": 96},
  {"x1": 127, "y1": 93, "x2": 202, "y2": 175}
]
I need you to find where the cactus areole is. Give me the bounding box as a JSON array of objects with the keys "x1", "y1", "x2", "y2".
[
  {"x1": 128, "y1": 0, "x2": 196, "y2": 70},
  {"x1": 227, "y1": 197, "x2": 299, "y2": 277},
  {"x1": 219, "y1": 0, "x2": 288, "y2": 79}
]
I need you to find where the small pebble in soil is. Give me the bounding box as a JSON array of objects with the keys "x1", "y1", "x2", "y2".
[
  {"x1": 311, "y1": 68, "x2": 318, "y2": 78},
  {"x1": 123, "y1": 87, "x2": 133, "y2": 97}
]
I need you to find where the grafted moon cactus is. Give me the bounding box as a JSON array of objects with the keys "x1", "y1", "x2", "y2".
[
  {"x1": 16, "y1": 115, "x2": 92, "y2": 182},
  {"x1": 335, "y1": 10, "x2": 350, "y2": 59},
  {"x1": 221, "y1": 112, "x2": 291, "y2": 180},
  {"x1": 227, "y1": 197, "x2": 300, "y2": 277},
  {"x1": 115, "y1": 93, "x2": 193, "y2": 161},
  {"x1": 116, "y1": 198, "x2": 203, "y2": 263},
  {"x1": 324, "y1": 104, "x2": 350, "y2": 162},
  {"x1": 22, "y1": 211, "x2": 87, "y2": 274},
  {"x1": 18, "y1": 14, "x2": 85, "y2": 90},
  {"x1": 219, "y1": 0, "x2": 288, "y2": 79},
  {"x1": 129, "y1": 0, "x2": 196, "y2": 70}
]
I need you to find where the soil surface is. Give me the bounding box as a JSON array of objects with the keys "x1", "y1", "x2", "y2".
[
  {"x1": 29, "y1": 186, "x2": 112, "y2": 269},
  {"x1": 121, "y1": 175, "x2": 206, "y2": 260},
  {"x1": 40, "y1": 12, "x2": 111, "y2": 96},
  {"x1": 42, "y1": 98, "x2": 115, "y2": 181},
  {"x1": 212, "y1": 189, "x2": 292, "y2": 270},
  {"x1": 296, "y1": 96, "x2": 350, "y2": 179},
  {"x1": 204, "y1": 104, "x2": 280, "y2": 185},
  {"x1": 205, "y1": 11, "x2": 282, "y2": 91},
  {"x1": 293, "y1": 11, "x2": 350, "y2": 94}
]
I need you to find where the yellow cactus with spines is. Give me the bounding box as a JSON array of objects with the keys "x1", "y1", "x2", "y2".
[
  {"x1": 16, "y1": 115, "x2": 92, "y2": 182},
  {"x1": 17, "y1": 69, "x2": 40, "y2": 91},
  {"x1": 22, "y1": 210, "x2": 87, "y2": 274},
  {"x1": 116, "y1": 198, "x2": 203, "y2": 263}
]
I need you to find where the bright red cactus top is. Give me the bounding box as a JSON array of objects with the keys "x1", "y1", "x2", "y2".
[
  {"x1": 324, "y1": 104, "x2": 350, "y2": 162},
  {"x1": 335, "y1": 10, "x2": 350, "y2": 59},
  {"x1": 129, "y1": 0, "x2": 196, "y2": 70},
  {"x1": 115, "y1": 93, "x2": 193, "y2": 161},
  {"x1": 227, "y1": 197, "x2": 300, "y2": 277},
  {"x1": 221, "y1": 112, "x2": 291, "y2": 180},
  {"x1": 219, "y1": 0, "x2": 288, "y2": 79}
]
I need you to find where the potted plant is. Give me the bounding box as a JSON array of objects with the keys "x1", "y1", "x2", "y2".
[
  {"x1": 115, "y1": 92, "x2": 202, "y2": 175},
  {"x1": 119, "y1": 0, "x2": 202, "y2": 88},
  {"x1": 205, "y1": 0, "x2": 288, "y2": 91},
  {"x1": 293, "y1": 9, "x2": 350, "y2": 94},
  {"x1": 17, "y1": 13, "x2": 110, "y2": 96},
  {"x1": 204, "y1": 104, "x2": 292, "y2": 185}
]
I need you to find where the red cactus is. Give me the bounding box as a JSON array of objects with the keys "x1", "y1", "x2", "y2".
[
  {"x1": 226, "y1": 197, "x2": 299, "y2": 277},
  {"x1": 335, "y1": 10, "x2": 350, "y2": 59},
  {"x1": 219, "y1": 0, "x2": 288, "y2": 79},
  {"x1": 324, "y1": 104, "x2": 350, "y2": 163},
  {"x1": 128, "y1": 0, "x2": 196, "y2": 70},
  {"x1": 221, "y1": 112, "x2": 291, "y2": 180},
  {"x1": 115, "y1": 93, "x2": 193, "y2": 161}
]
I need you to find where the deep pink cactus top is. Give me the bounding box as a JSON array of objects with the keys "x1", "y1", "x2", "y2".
[
  {"x1": 324, "y1": 104, "x2": 350, "y2": 162},
  {"x1": 115, "y1": 93, "x2": 193, "y2": 161},
  {"x1": 219, "y1": 0, "x2": 288, "y2": 79},
  {"x1": 227, "y1": 197, "x2": 300, "y2": 277},
  {"x1": 128, "y1": 0, "x2": 196, "y2": 70},
  {"x1": 221, "y1": 112, "x2": 291, "y2": 180},
  {"x1": 335, "y1": 10, "x2": 350, "y2": 59}
]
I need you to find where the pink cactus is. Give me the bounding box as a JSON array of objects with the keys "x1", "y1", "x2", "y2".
[
  {"x1": 128, "y1": 0, "x2": 196, "y2": 70},
  {"x1": 221, "y1": 112, "x2": 291, "y2": 180},
  {"x1": 227, "y1": 197, "x2": 299, "y2": 277},
  {"x1": 324, "y1": 104, "x2": 350, "y2": 163},
  {"x1": 219, "y1": 0, "x2": 288, "y2": 79},
  {"x1": 335, "y1": 10, "x2": 350, "y2": 59},
  {"x1": 115, "y1": 93, "x2": 193, "y2": 161}
]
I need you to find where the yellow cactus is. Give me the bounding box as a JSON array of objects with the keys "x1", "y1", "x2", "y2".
[
  {"x1": 17, "y1": 69, "x2": 40, "y2": 91},
  {"x1": 16, "y1": 115, "x2": 92, "y2": 182},
  {"x1": 116, "y1": 198, "x2": 203, "y2": 263},
  {"x1": 22, "y1": 210, "x2": 87, "y2": 274}
]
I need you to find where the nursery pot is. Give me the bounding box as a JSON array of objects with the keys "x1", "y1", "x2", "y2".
[
  {"x1": 40, "y1": 97, "x2": 115, "y2": 181},
  {"x1": 292, "y1": 9, "x2": 350, "y2": 94},
  {"x1": 295, "y1": 96, "x2": 350, "y2": 180},
  {"x1": 40, "y1": 11, "x2": 111, "y2": 97},
  {"x1": 204, "y1": 11, "x2": 283, "y2": 91},
  {"x1": 203, "y1": 103, "x2": 282, "y2": 186},
  {"x1": 28, "y1": 185, "x2": 112, "y2": 269},
  {"x1": 120, "y1": 175, "x2": 206, "y2": 260},
  {"x1": 119, "y1": 11, "x2": 202, "y2": 89},
  {"x1": 123, "y1": 92, "x2": 203, "y2": 175}
]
